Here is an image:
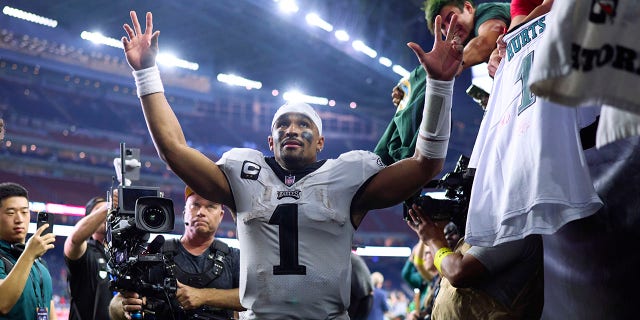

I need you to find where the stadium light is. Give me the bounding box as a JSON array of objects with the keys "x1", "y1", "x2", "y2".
[
  {"x1": 81, "y1": 31, "x2": 123, "y2": 49},
  {"x1": 392, "y1": 65, "x2": 410, "y2": 78},
  {"x1": 305, "y1": 13, "x2": 333, "y2": 32},
  {"x1": 157, "y1": 53, "x2": 199, "y2": 71},
  {"x1": 352, "y1": 40, "x2": 377, "y2": 58},
  {"x1": 2, "y1": 6, "x2": 57, "y2": 28},
  {"x1": 217, "y1": 73, "x2": 263, "y2": 90},
  {"x1": 378, "y1": 56, "x2": 392, "y2": 67},
  {"x1": 80, "y1": 31, "x2": 199, "y2": 71},
  {"x1": 283, "y1": 90, "x2": 329, "y2": 106},
  {"x1": 275, "y1": 0, "x2": 299, "y2": 13},
  {"x1": 334, "y1": 30, "x2": 350, "y2": 42}
]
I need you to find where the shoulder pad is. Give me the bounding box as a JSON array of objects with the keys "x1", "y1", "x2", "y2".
[{"x1": 339, "y1": 150, "x2": 386, "y2": 167}]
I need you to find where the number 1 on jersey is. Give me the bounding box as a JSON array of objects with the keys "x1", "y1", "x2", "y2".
[
  {"x1": 269, "y1": 203, "x2": 307, "y2": 275},
  {"x1": 516, "y1": 51, "x2": 536, "y2": 115}
]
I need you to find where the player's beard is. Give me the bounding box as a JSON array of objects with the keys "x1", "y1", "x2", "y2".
[{"x1": 280, "y1": 147, "x2": 306, "y2": 168}]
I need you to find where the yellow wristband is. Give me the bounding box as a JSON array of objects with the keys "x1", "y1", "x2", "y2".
[
  {"x1": 413, "y1": 257, "x2": 425, "y2": 266},
  {"x1": 434, "y1": 247, "x2": 454, "y2": 274}
]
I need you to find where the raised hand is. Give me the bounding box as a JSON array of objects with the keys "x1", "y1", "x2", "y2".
[
  {"x1": 407, "y1": 14, "x2": 464, "y2": 81},
  {"x1": 122, "y1": 11, "x2": 160, "y2": 71}
]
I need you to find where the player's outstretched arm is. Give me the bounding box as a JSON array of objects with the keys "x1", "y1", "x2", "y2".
[
  {"x1": 353, "y1": 15, "x2": 462, "y2": 221},
  {"x1": 121, "y1": 11, "x2": 233, "y2": 209}
]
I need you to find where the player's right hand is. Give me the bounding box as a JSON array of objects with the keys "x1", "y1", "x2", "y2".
[
  {"x1": 408, "y1": 14, "x2": 463, "y2": 81},
  {"x1": 122, "y1": 11, "x2": 160, "y2": 71}
]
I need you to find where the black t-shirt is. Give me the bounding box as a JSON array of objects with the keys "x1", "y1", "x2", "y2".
[
  {"x1": 160, "y1": 239, "x2": 240, "y2": 320},
  {"x1": 65, "y1": 239, "x2": 112, "y2": 320}
]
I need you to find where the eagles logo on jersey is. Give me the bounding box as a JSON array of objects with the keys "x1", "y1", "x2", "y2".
[{"x1": 276, "y1": 190, "x2": 301, "y2": 200}]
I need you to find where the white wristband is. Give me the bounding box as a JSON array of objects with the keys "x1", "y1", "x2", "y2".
[
  {"x1": 132, "y1": 65, "x2": 164, "y2": 98},
  {"x1": 416, "y1": 78, "x2": 454, "y2": 159}
]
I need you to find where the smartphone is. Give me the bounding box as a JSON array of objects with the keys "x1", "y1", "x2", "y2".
[
  {"x1": 466, "y1": 84, "x2": 490, "y2": 110},
  {"x1": 466, "y1": 84, "x2": 489, "y2": 99},
  {"x1": 36, "y1": 211, "x2": 54, "y2": 236}
]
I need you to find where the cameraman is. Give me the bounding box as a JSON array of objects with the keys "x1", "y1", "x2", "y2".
[
  {"x1": 406, "y1": 205, "x2": 543, "y2": 320},
  {"x1": 109, "y1": 186, "x2": 243, "y2": 320}
]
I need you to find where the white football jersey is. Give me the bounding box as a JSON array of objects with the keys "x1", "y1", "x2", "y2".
[
  {"x1": 467, "y1": 15, "x2": 603, "y2": 247},
  {"x1": 217, "y1": 148, "x2": 384, "y2": 319}
]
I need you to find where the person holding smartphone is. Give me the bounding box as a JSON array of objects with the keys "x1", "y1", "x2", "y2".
[{"x1": 0, "y1": 182, "x2": 57, "y2": 320}]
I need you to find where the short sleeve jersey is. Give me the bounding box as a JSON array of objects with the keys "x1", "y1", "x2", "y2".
[
  {"x1": 467, "y1": 15, "x2": 602, "y2": 246},
  {"x1": 217, "y1": 148, "x2": 384, "y2": 319}
]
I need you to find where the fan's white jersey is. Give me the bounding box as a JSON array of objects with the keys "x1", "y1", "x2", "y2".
[
  {"x1": 467, "y1": 15, "x2": 603, "y2": 247},
  {"x1": 527, "y1": 1, "x2": 640, "y2": 148},
  {"x1": 529, "y1": 0, "x2": 640, "y2": 115},
  {"x1": 217, "y1": 148, "x2": 384, "y2": 319}
]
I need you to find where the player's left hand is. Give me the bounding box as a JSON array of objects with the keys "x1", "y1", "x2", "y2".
[{"x1": 408, "y1": 14, "x2": 464, "y2": 81}]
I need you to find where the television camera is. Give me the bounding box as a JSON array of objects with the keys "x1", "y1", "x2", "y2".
[
  {"x1": 407, "y1": 155, "x2": 475, "y2": 232},
  {"x1": 106, "y1": 143, "x2": 177, "y2": 317}
]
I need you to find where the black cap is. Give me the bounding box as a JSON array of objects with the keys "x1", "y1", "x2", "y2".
[{"x1": 85, "y1": 196, "x2": 106, "y2": 216}]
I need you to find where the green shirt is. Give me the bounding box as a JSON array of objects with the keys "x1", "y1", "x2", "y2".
[
  {"x1": 374, "y1": 2, "x2": 510, "y2": 165},
  {"x1": 374, "y1": 66, "x2": 427, "y2": 165},
  {"x1": 0, "y1": 240, "x2": 53, "y2": 320},
  {"x1": 473, "y1": 2, "x2": 511, "y2": 38}
]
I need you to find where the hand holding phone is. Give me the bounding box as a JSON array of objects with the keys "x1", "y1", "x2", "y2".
[{"x1": 36, "y1": 211, "x2": 55, "y2": 236}]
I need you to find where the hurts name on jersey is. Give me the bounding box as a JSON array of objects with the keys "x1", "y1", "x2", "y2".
[{"x1": 506, "y1": 16, "x2": 547, "y2": 62}]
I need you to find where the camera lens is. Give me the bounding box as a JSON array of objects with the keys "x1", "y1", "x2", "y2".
[
  {"x1": 135, "y1": 197, "x2": 174, "y2": 232},
  {"x1": 140, "y1": 207, "x2": 167, "y2": 229}
]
